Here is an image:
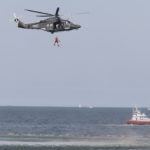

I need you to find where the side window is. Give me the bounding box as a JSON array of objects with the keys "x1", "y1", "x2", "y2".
[{"x1": 46, "y1": 24, "x2": 53, "y2": 28}]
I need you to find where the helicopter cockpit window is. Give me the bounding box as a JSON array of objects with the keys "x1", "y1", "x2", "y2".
[
  {"x1": 65, "y1": 21, "x2": 71, "y2": 25},
  {"x1": 65, "y1": 21, "x2": 69, "y2": 25},
  {"x1": 64, "y1": 21, "x2": 71, "y2": 29}
]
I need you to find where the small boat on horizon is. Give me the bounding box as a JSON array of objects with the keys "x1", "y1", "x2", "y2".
[
  {"x1": 78, "y1": 104, "x2": 82, "y2": 108},
  {"x1": 126, "y1": 107, "x2": 150, "y2": 125}
]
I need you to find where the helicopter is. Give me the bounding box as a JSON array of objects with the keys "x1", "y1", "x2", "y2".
[{"x1": 13, "y1": 7, "x2": 81, "y2": 34}]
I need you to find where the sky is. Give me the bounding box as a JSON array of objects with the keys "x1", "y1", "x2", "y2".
[{"x1": 0, "y1": 0, "x2": 150, "y2": 107}]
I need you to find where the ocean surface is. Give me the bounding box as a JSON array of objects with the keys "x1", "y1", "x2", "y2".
[{"x1": 0, "y1": 107, "x2": 150, "y2": 150}]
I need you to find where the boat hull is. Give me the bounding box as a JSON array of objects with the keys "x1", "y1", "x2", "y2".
[{"x1": 126, "y1": 120, "x2": 150, "y2": 125}]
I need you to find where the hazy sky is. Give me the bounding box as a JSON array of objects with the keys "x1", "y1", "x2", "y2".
[{"x1": 0, "y1": 0, "x2": 150, "y2": 107}]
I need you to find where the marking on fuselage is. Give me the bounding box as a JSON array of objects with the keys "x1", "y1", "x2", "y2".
[{"x1": 41, "y1": 28, "x2": 46, "y2": 30}]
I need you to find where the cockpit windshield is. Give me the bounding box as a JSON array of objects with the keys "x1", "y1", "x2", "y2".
[
  {"x1": 64, "y1": 20, "x2": 71, "y2": 29},
  {"x1": 65, "y1": 20, "x2": 72, "y2": 25}
]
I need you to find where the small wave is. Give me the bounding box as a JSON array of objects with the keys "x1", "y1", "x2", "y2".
[
  {"x1": 0, "y1": 137, "x2": 149, "y2": 148},
  {"x1": 100, "y1": 124, "x2": 135, "y2": 127}
]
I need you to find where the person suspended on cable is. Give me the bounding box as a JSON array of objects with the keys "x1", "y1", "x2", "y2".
[{"x1": 54, "y1": 37, "x2": 60, "y2": 47}]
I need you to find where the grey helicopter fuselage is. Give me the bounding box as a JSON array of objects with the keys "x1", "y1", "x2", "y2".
[
  {"x1": 15, "y1": 10, "x2": 81, "y2": 34},
  {"x1": 17, "y1": 18, "x2": 81, "y2": 34}
]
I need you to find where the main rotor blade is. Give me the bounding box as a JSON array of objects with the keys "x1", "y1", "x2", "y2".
[
  {"x1": 55, "y1": 7, "x2": 60, "y2": 16},
  {"x1": 36, "y1": 15, "x2": 52, "y2": 17},
  {"x1": 25, "y1": 9, "x2": 54, "y2": 16}
]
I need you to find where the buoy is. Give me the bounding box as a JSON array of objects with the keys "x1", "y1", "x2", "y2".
[
  {"x1": 24, "y1": 133, "x2": 29, "y2": 136},
  {"x1": 39, "y1": 133, "x2": 45, "y2": 136},
  {"x1": 120, "y1": 134, "x2": 128, "y2": 137},
  {"x1": 8, "y1": 133, "x2": 16, "y2": 136},
  {"x1": 99, "y1": 134, "x2": 105, "y2": 136}
]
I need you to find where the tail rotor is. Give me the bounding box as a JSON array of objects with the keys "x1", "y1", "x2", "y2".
[{"x1": 13, "y1": 13, "x2": 22, "y2": 24}]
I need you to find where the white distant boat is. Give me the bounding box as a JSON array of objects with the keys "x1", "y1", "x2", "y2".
[
  {"x1": 78, "y1": 104, "x2": 82, "y2": 108},
  {"x1": 126, "y1": 107, "x2": 150, "y2": 125},
  {"x1": 89, "y1": 106, "x2": 94, "y2": 109}
]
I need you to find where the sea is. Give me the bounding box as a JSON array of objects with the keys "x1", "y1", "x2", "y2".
[{"x1": 0, "y1": 107, "x2": 150, "y2": 150}]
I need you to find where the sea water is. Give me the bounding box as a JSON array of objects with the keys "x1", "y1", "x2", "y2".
[{"x1": 0, "y1": 107, "x2": 150, "y2": 150}]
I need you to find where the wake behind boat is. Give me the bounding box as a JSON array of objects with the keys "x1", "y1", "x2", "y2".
[{"x1": 126, "y1": 107, "x2": 150, "y2": 125}]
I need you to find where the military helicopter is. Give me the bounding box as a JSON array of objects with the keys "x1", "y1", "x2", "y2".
[{"x1": 13, "y1": 7, "x2": 81, "y2": 34}]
